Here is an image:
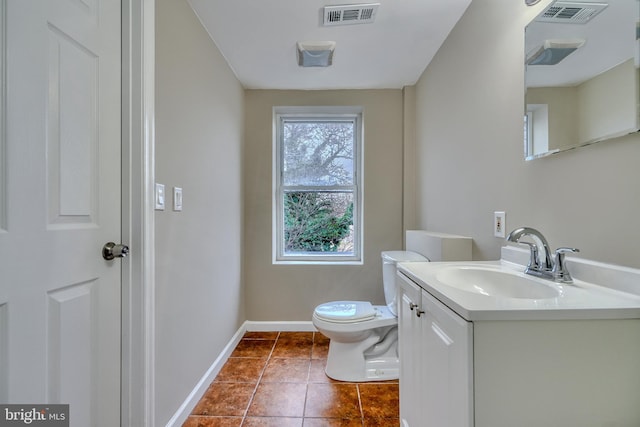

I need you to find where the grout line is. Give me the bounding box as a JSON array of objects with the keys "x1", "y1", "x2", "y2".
[
  {"x1": 302, "y1": 335, "x2": 314, "y2": 420},
  {"x1": 356, "y1": 383, "x2": 364, "y2": 421},
  {"x1": 240, "y1": 332, "x2": 279, "y2": 424}
]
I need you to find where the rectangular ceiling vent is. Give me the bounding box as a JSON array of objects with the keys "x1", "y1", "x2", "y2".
[
  {"x1": 323, "y1": 3, "x2": 380, "y2": 26},
  {"x1": 535, "y1": 1, "x2": 608, "y2": 24}
]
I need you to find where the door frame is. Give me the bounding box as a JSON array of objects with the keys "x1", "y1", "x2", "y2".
[{"x1": 121, "y1": 0, "x2": 156, "y2": 426}]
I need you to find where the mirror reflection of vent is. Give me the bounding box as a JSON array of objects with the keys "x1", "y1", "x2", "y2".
[
  {"x1": 535, "y1": 1, "x2": 608, "y2": 24},
  {"x1": 323, "y1": 3, "x2": 380, "y2": 26}
]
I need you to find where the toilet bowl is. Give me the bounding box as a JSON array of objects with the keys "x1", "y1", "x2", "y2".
[
  {"x1": 313, "y1": 301, "x2": 400, "y2": 382},
  {"x1": 312, "y1": 251, "x2": 428, "y2": 382}
]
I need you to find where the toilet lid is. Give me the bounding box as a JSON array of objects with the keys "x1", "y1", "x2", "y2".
[{"x1": 314, "y1": 301, "x2": 377, "y2": 323}]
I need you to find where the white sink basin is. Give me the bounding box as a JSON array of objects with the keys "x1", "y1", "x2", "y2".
[
  {"x1": 398, "y1": 248, "x2": 640, "y2": 321},
  {"x1": 436, "y1": 265, "x2": 560, "y2": 299}
]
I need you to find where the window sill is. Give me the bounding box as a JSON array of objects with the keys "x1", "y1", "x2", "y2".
[{"x1": 273, "y1": 259, "x2": 363, "y2": 266}]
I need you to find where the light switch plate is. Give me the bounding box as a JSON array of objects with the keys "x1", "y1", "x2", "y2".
[
  {"x1": 155, "y1": 183, "x2": 165, "y2": 210},
  {"x1": 173, "y1": 187, "x2": 183, "y2": 211}
]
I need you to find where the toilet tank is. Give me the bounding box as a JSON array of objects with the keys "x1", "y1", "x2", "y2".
[
  {"x1": 406, "y1": 230, "x2": 472, "y2": 262},
  {"x1": 381, "y1": 251, "x2": 427, "y2": 316},
  {"x1": 381, "y1": 231, "x2": 473, "y2": 316}
]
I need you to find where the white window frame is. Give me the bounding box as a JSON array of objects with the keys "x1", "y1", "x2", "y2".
[{"x1": 273, "y1": 106, "x2": 363, "y2": 265}]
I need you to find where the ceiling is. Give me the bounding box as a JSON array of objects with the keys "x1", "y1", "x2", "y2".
[{"x1": 186, "y1": 0, "x2": 473, "y2": 90}]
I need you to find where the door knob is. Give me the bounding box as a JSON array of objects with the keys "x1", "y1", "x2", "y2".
[{"x1": 102, "y1": 242, "x2": 130, "y2": 260}]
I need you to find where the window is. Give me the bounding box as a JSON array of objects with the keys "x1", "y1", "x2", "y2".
[
  {"x1": 273, "y1": 107, "x2": 362, "y2": 264},
  {"x1": 524, "y1": 104, "x2": 550, "y2": 159}
]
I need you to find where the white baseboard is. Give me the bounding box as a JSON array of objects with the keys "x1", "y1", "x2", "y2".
[
  {"x1": 165, "y1": 320, "x2": 317, "y2": 426},
  {"x1": 245, "y1": 320, "x2": 316, "y2": 332},
  {"x1": 165, "y1": 323, "x2": 247, "y2": 427}
]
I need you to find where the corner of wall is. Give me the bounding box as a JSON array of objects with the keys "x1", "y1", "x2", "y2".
[{"x1": 402, "y1": 86, "x2": 418, "y2": 248}]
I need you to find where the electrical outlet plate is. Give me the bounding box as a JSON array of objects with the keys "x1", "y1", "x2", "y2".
[{"x1": 494, "y1": 211, "x2": 506, "y2": 238}]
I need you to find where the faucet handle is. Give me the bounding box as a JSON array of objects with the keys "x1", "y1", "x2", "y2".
[
  {"x1": 554, "y1": 247, "x2": 580, "y2": 263},
  {"x1": 552, "y1": 247, "x2": 580, "y2": 283},
  {"x1": 555, "y1": 247, "x2": 580, "y2": 255}
]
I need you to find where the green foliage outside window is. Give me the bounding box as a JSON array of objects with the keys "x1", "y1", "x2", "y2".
[{"x1": 284, "y1": 192, "x2": 353, "y2": 253}]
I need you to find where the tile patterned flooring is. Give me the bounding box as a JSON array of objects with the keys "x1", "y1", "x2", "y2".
[{"x1": 182, "y1": 331, "x2": 400, "y2": 427}]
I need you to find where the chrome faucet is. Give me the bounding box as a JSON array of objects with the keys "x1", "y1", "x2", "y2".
[
  {"x1": 506, "y1": 227, "x2": 553, "y2": 272},
  {"x1": 506, "y1": 227, "x2": 579, "y2": 283}
]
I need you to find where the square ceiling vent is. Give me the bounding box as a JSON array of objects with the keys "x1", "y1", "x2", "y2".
[
  {"x1": 323, "y1": 3, "x2": 380, "y2": 26},
  {"x1": 535, "y1": 1, "x2": 608, "y2": 24}
]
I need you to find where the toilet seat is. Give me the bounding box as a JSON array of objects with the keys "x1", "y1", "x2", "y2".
[
  {"x1": 314, "y1": 301, "x2": 377, "y2": 323},
  {"x1": 313, "y1": 303, "x2": 397, "y2": 335}
]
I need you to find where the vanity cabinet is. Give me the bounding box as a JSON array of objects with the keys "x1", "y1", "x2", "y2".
[
  {"x1": 398, "y1": 275, "x2": 473, "y2": 427},
  {"x1": 398, "y1": 271, "x2": 640, "y2": 427}
]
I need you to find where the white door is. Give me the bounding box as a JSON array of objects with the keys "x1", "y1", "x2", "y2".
[{"x1": 0, "y1": 0, "x2": 122, "y2": 425}]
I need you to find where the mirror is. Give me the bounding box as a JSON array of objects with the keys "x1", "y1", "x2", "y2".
[{"x1": 524, "y1": 0, "x2": 640, "y2": 160}]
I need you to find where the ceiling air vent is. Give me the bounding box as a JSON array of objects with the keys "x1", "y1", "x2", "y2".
[
  {"x1": 535, "y1": 1, "x2": 608, "y2": 24},
  {"x1": 323, "y1": 3, "x2": 380, "y2": 26}
]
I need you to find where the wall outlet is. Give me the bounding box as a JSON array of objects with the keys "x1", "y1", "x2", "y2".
[{"x1": 494, "y1": 211, "x2": 506, "y2": 238}]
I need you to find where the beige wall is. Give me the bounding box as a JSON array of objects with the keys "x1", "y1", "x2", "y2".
[
  {"x1": 577, "y1": 59, "x2": 638, "y2": 144},
  {"x1": 244, "y1": 90, "x2": 404, "y2": 320},
  {"x1": 414, "y1": 0, "x2": 640, "y2": 268},
  {"x1": 402, "y1": 86, "x2": 419, "y2": 237},
  {"x1": 155, "y1": 0, "x2": 245, "y2": 423}
]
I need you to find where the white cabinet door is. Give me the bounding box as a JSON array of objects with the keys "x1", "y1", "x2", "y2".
[
  {"x1": 421, "y1": 290, "x2": 474, "y2": 427},
  {"x1": 398, "y1": 274, "x2": 423, "y2": 427}
]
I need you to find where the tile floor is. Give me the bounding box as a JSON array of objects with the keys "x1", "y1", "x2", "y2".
[{"x1": 182, "y1": 331, "x2": 400, "y2": 427}]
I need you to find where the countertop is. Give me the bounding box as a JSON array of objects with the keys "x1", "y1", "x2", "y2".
[{"x1": 398, "y1": 258, "x2": 640, "y2": 321}]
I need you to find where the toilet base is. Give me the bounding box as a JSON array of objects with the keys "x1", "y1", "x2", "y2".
[
  {"x1": 363, "y1": 357, "x2": 399, "y2": 381},
  {"x1": 323, "y1": 326, "x2": 399, "y2": 382}
]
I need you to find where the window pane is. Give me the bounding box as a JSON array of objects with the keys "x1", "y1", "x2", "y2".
[
  {"x1": 283, "y1": 120, "x2": 354, "y2": 186},
  {"x1": 284, "y1": 191, "x2": 354, "y2": 255}
]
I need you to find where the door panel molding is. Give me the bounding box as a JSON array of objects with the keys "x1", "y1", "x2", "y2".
[
  {"x1": 47, "y1": 23, "x2": 98, "y2": 227},
  {"x1": 47, "y1": 280, "x2": 98, "y2": 425},
  {"x1": 69, "y1": 0, "x2": 97, "y2": 17}
]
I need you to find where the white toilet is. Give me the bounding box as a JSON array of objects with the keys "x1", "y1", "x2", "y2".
[
  {"x1": 312, "y1": 231, "x2": 472, "y2": 382},
  {"x1": 312, "y1": 251, "x2": 427, "y2": 382}
]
